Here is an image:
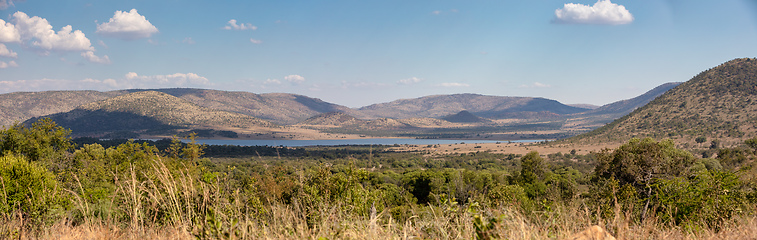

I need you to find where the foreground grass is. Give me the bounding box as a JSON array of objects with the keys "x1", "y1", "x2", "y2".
[{"x1": 3, "y1": 201, "x2": 756, "y2": 239}]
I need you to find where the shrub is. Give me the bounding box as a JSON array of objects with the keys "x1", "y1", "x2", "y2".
[{"x1": 0, "y1": 155, "x2": 68, "y2": 223}]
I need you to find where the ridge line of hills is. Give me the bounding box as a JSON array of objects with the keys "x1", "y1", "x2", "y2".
[
  {"x1": 0, "y1": 64, "x2": 703, "y2": 140},
  {"x1": 2, "y1": 83, "x2": 674, "y2": 127}
]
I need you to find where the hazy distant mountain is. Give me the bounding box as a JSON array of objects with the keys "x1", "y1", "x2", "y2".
[
  {"x1": 442, "y1": 111, "x2": 490, "y2": 123},
  {"x1": 356, "y1": 94, "x2": 589, "y2": 119},
  {"x1": 299, "y1": 111, "x2": 461, "y2": 132},
  {"x1": 571, "y1": 58, "x2": 757, "y2": 145},
  {"x1": 27, "y1": 91, "x2": 275, "y2": 136},
  {"x1": 568, "y1": 104, "x2": 600, "y2": 110},
  {"x1": 301, "y1": 112, "x2": 361, "y2": 126},
  {"x1": 586, "y1": 82, "x2": 682, "y2": 117}
]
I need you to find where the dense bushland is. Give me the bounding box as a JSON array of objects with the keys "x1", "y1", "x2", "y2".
[{"x1": 1, "y1": 119, "x2": 757, "y2": 239}]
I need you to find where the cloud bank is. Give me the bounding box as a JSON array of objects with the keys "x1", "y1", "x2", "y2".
[
  {"x1": 0, "y1": 11, "x2": 109, "y2": 64},
  {"x1": 0, "y1": 72, "x2": 212, "y2": 93},
  {"x1": 554, "y1": 0, "x2": 633, "y2": 25}
]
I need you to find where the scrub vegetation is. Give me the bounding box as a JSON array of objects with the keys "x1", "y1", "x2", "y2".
[{"x1": 2, "y1": 118, "x2": 757, "y2": 239}]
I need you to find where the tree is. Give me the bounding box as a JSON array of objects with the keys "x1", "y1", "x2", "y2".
[
  {"x1": 0, "y1": 118, "x2": 73, "y2": 164},
  {"x1": 695, "y1": 136, "x2": 707, "y2": 145},
  {"x1": 745, "y1": 137, "x2": 757, "y2": 152},
  {"x1": 519, "y1": 151, "x2": 547, "y2": 200},
  {"x1": 592, "y1": 138, "x2": 696, "y2": 221},
  {"x1": 520, "y1": 151, "x2": 544, "y2": 184},
  {"x1": 0, "y1": 154, "x2": 68, "y2": 223}
]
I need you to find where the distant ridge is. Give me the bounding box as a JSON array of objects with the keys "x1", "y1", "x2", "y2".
[
  {"x1": 442, "y1": 111, "x2": 489, "y2": 123},
  {"x1": 0, "y1": 90, "x2": 118, "y2": 127},
  {"x1": 356, "y1": 93, "x2": 589, "y2": 119},
  {"x1": 586, "y1": 82, "x2": 681, "y2": 117},
  {"x1": 568, "y1": 104, "x2": 600, "y2": 110},
  {"x1": 27, "y1": 91, "x2": 275, "y2": 136},
  {"x1": 301, "y1": 112, "x2": 360, "y2": 126},
  {"x1": 123, "y1": 88, "x2": 356, "y2": 125},
  {"x1": 570, "y1": 58, "x2": 757, "y2": 146}
]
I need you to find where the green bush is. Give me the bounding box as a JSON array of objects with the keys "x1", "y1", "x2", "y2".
[
  {"x1": 654, "y1": 170, "x2": 746, "y2": 229},
  {"x1": 0, "y1": 155, "x2": 68, "y2": 222}
]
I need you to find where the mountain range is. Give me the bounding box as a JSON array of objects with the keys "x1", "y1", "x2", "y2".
[{"x1": 2, "y1": 71, "x2": 684, "y2": 139}]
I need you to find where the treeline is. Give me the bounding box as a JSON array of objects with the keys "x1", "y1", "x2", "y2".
[{"x1": 1, "y1": 118, "x2": 756, "y2": 239}]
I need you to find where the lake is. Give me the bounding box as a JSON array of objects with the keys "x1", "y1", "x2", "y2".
[{"x1": 182, "y1": 138, "x2": 544, "y2": 147}]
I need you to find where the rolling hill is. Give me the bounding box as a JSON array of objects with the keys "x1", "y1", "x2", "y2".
[
  {"x1": 355, "y1": 94, "x2": 589, "y2": 119},
  {"x1": 26, "y1": 91, "x2": 276, "y2": 137},
  {"x1": 1, "y1": 88, "x2": 354, "y2": 127},
  {"x1": 570, "y1": 58, "x2": 757, "y2": 146},
  {"x1": 125, "y1": 89, "x2": 356, "y2": 125},
  {"x1": 442, "y1": 110, "x2": 490, "y2": 123},
  {"x1": 0, "y1": 90, "x2": 119, "y2": 127}
]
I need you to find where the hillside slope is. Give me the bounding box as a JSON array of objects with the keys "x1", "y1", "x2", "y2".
[
  {"x1": 356, "y1": 94, "x2": 588, "y2": 119},
  {"x1": 586, "y1": 82, "x2": 681, "y2": 116},
  {"x1": 28, "y1": 91, "x2": 275, "y2": 135},
  {"x1": 0, "y1": 91, "x2": 118, "y2": 127},
  {"x1": 124, "y1": 88, "x2": 356, "y2": 125},
  {"x1": 442, "y1": 111, "x2": 490, "y2": 123},
  {"x1": 570, "y1": 58, "x2": 757, "y2": 146}
]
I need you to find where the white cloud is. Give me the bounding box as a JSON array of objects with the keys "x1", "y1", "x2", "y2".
[
  {"x1": 0, "y1": 43, "x2": 17, "y2": 58},
  {"x1": 438, "y1": 82, "x2": 470, "y2": 87},
  {"x1": 520, "y1": 82, "x2": 552, "y2": 88},
  {"x1": 0, "y1": 12, "x2": 113, "y2": 64},
  {"x1": 0, "y1": 60, "x2": 17, "y2": 68},
  {"x1": 397, "y1": 77, "x2": 423, "y2": 85},
  {"x1": 97, "y1": 40, "x2": 108, "y2": 48},
  {"x1": 554, "y1": 0, "x2": 633, "y2": 25},
  {"x1": 250, "y1": 38, "x2": 262, "y2": 44},
  {"x1": 12, "y1": 11, "x2": 93, "y2": 52},
  {"x1": 284, "y1": 74, "x2": 305, "y2": 84},
  {"x1": 0, "y1": 72, "x2": 212, "y2": 92},
  {"x1": 123, "y1": 72, "x2": 211, "y2": 88},
  {"x1": 0, "y1": 77, "x2": 118, "y2": 92},
  {"x1": 223, "y1": 19, "x2": 257, "y2": 30},
  {"x1": 182, "y1": 37, "x2": 195, "y2": 45},
  {"x1": 0, "y1": 19, "x2": 20, "y2": 43},
  {"x1": 0, "y1": 0, "x2": 23, "y2": 10},
  {"x1": 432, "y1": 10, "x2": 441, "y2": 15},
  {"x1": 97, "y1": 9, "x2": 159, "y2": 40},
  {"x1": 263, "y1": 79, "x2": 281, "y2": 85},
  {"x1": 81, "y1": 51, "x2": 111, "y2": 64}
]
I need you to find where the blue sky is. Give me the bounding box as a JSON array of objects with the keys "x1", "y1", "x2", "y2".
[{"x1": 0, "y1": 0, "x2": 756, "y2": 108}]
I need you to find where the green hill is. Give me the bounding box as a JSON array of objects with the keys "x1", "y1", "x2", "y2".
[{"x1": 570, "y1": 58, "x2": 757, "y2": 147}]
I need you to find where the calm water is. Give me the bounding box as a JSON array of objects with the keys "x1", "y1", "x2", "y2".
[{"x1": 182, "y1": 138, "x2": 544, "y2": 147}]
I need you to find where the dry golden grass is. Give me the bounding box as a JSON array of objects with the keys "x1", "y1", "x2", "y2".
[{"x1": 4, "y1": 194, "x2": 756, "y2": 240}]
